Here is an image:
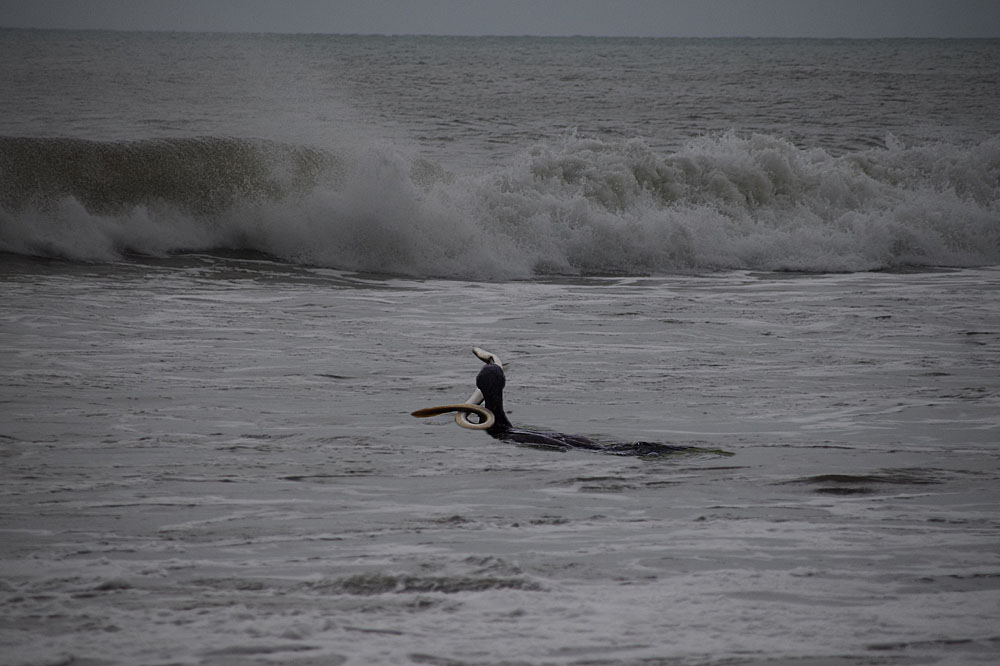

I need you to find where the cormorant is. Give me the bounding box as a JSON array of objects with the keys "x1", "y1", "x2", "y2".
[{"x1": 412, "y1": 349, "x2": 698, "y2": 457}]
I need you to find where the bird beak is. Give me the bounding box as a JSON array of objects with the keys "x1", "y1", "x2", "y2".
[{"x1": 472, "y1": 347, "x2": 503, "y2": 369}]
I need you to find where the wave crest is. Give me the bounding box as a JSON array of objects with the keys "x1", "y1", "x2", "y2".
[{"x1": 1, "y1": 132, "x2": 998, "y2": 277}]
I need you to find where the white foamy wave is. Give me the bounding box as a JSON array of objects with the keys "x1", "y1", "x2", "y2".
[
  {"x1": 470, "y1": 131, "x2": 1000, "y2": 275},
  {"x1": 1, "y1": 133, "x2": 998, "y2": 277}
]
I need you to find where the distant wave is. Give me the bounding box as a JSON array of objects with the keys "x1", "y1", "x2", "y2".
[{"x1": 1, "y1": 132, "x2": 998, "y2": 277}]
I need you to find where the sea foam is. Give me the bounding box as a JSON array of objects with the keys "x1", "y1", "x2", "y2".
[{"x1": 1, "y1": 132, "x2": 997, "y2": 278}]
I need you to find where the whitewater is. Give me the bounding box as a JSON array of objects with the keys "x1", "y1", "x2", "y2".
[{"x1": 1, "y1": 30, "x2": 999, "y2": 666}]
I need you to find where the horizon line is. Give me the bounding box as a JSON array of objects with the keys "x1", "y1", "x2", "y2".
[{"x1": 2, "y1": 25, "x2": 997, "y2": 40}]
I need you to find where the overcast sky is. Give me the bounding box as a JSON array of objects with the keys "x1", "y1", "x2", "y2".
[{"x1": 1, "y1": 0, "x2": 998, "y2": 38}]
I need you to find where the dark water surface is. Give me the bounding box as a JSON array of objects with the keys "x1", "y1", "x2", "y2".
[{"x1": 2, "y1": 257, "x2": 998, "y2": 664}]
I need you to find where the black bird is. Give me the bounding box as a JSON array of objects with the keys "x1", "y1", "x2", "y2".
[
  {"x1": 472, "y1": 360, "x2": 605, "y2": 450},
  {"x1": 413, "y1": 351, "x2": 699, "y2": 457},
  {"x1": 473, "y1": 360, "x2": 697, "y2": 456}
]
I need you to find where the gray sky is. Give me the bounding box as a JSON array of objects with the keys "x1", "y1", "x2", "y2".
[{"x1": 1, "y1": 0, "x2": 999, "y2": 37}]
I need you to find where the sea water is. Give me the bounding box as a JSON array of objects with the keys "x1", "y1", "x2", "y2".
[{"x1": 1, "y1": 31, "x2": 999, "y2": 665}]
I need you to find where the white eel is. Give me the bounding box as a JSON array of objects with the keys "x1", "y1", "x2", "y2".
[{"x1": 410, "y1": 347, "x2": 502, "y2": 431}]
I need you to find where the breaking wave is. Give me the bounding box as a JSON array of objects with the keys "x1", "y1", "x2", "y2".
[{"x1": 1, "y1": 132, "x2": 998, "y2": 278}]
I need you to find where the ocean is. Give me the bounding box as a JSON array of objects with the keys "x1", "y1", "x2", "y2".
[{"x1": 1, "y1": 30, "x2": 999, "y2": 665}]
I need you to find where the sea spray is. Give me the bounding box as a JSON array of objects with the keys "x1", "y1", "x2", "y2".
[{"x1": 1, "y1": 132, "x2": 997, "y2": 276}]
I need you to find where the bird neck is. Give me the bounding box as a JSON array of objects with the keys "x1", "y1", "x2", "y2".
[{"x1": 484, "y1": 392, "x2": 512, "y2": 433}]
